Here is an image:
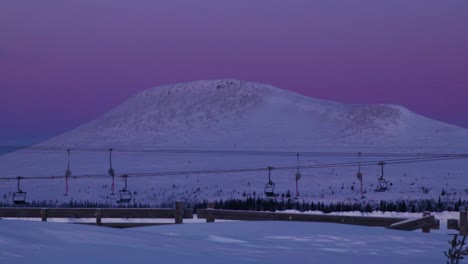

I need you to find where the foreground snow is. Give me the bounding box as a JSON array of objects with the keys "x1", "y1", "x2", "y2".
[{"x1": 0, "y1": 220, "x2": 453, "y2": 263}]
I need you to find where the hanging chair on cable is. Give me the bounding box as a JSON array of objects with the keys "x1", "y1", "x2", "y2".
[
  {"x1": 294, "y1": 153, "x2": 301, "y2": 200},
  {"x1": 108, "y1": 148, "x2": 115, "y2": 195},
  {"x1": 13, "y1": 176, "x2": 27, "y2": 205},
  {"x1": 117, "y1": 174, "x2": 132, "y2": 204},
  {"x1": 356, "y1": 152, "x2": 365, "y2": 199},
  {"x1": 375, "y1": 161, "x2": 388, "y2": 192},
  {"x1": 264, "y1": 167, "x2": 279, "y2": 198},
  {"x1": 64, "y1": 149, "x2": 72, "y2": 196}
]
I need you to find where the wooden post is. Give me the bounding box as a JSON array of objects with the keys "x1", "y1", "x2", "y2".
[
  {"x1": 460, "y1": 210, "x2": 467, "y2": 235},
  {"x1": 448, "y1": 219, "x2": 459, "y2": 230},
  {"x1": 40, "y1": 208, "x2": 48, "y2": 222},
  {"x1": 422, "y1": 211, "x2": 431, "y2": 233},
  {"x1": 206, "y1": 202, "x2": 215, "y2": 223},
  {"x1": 175, "y1": 201, "x2": 184, "y2": 224},
  {"x1": 95, "y1": 209, "x2": 102, "y2": 225}
]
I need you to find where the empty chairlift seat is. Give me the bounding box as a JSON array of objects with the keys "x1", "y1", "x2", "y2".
[
  {"x1": 264, "y1": 167, "x2": 279, "y2": 197},
  {"x1": 13, "y1": 176, "x2": 27, "y2": 205},
  {"x1": 117, "y1": 174, "x2": 132, "y2": 204}
]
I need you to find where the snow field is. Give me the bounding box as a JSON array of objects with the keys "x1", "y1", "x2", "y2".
[{"x1": 0, "y1": 219, "x2": 453, "y2": 264}]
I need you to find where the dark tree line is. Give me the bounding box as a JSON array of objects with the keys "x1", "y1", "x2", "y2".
[
  {"x1": 1, "y1": 197, "x2": 468, "y2": 213},
  {"x1": 192, "y1": 197, "x2": 468, "y2": 214}
]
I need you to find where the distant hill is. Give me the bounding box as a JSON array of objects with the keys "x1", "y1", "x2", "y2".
[{"x1": 1, "y1": 79, "x2": 467, "y2": 205}]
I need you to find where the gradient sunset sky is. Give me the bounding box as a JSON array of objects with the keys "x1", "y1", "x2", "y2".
[{"x1": 1, "y1": 1, "x2": 467, "y2": 144}]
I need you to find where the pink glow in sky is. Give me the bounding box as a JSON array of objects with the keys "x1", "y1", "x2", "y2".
[{"x1": 0, "y1": 1, "x2": 467, "y2": 143}]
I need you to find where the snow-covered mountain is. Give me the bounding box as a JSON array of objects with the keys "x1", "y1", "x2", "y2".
[
  {"x1": 1, "y1": 79, "x2": 467, "y2": 205},
  {"x1": 38, "y1": 79, "x2": 468, "y2": 147}
]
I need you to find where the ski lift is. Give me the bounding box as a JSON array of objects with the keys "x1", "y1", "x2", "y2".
[
  {"x1": 356, "y1": 152, "x2": 365, "y2": 199},
  {"x1": 13, "y1": 176, "x2": 27, "y2": 205},
  {"x1": 108, "y1": 148, "x2": 115, "y2": 195},
  {"x1": 64, "y1": 149, "x2": 72, "y2": 196},
  {"x1": 375, "y1": 161, "x2": 388, "y2": 192},
  {"x1": 264, "y1": 167, "x2": 279, "y2": 197},
  {"x1": 294, "y1": 153, "x2": 301, "y2": 200},
  {"x1": 117, "y1": 174, "x2": 132, "y2": 204}
]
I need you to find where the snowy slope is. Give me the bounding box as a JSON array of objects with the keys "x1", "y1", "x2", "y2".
[
  {"x1": 35, "y1": 79, "x2": 468, "y2": 147},
  {"x1": 0, "y1": 79, "x2": 468, "y2": 205},
  {"x1": 0, "y1": 219, "x2": 451, "y2": 264}
]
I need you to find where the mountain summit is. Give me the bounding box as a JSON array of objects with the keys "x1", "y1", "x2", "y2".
[{"x1": 42, "y1": 79, "x2": 468, "y2": 148}]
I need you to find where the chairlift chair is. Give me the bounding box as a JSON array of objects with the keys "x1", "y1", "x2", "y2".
[
  {"x1": 13, "y1": 176, "x2": 27, "y2": 205},
  {"x1": 118, "y1": 190, "x2": 132, "y2": 204},
  {"x1": 375, "y1": 161, "x2": 388, "y2": 192},
  {"x1": 264, "y1": 181, "x2": 277, "y2": 197},
  {"x1": 375, "y1": 177, "x2": 388, "y2": 192},
  {"x1": 117, "y1": 175, "x2": 132, "y2": 204},
  {"x1": 264, "y1": 167, "x2": 279, "y2": 198}
]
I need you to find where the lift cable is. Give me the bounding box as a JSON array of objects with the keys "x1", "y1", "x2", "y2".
[
  {"x1": 0, "y1": 145, "x2": 467, "y2": 158},
  {"x1": 0, "y1": 154, "x2": 466, "y2": 181}
]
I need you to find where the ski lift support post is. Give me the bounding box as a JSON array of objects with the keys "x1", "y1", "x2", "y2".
[
  {"x1": 357, "y1": 152, "x2": 364, "y2": 198},
  {"x1": 64, "y1": 149, "x2": 71, "y2": 196},
  {"x1": 108, "y1": 148, "x2": 115, "y2": 195},
  {"x1": 295, "y1": 153, "x2": 301, "y2": 198}
]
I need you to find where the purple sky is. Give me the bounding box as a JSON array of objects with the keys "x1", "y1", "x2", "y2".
[{"x1": 1, "y1": 1, "x2": 467, "y2": 144}]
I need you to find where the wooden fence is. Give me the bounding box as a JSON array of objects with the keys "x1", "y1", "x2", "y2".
[
  {"x1": 197, "y1": 203, "x2": 439, "y2": 232},
  {"x1": 0, "y1": 201, "x2": 193, "y2": 228},
  {"x1": 1, "y1": 201, "x2": 447, "y2": 233}
]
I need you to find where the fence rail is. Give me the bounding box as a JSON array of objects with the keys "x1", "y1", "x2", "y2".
[
  {"x1": 0, "y1": 201, "x2": 192, "y2": 226},
  {"x1": 198, "y1": 208, "x2": 408, "y2": 226},
  {"x1": 197, "y1": 203, "x2": 440, "y2": 232}
]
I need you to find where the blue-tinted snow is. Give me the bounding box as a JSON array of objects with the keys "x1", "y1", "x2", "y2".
[{"x1": 0, "y1": 220, "x2": 450, "y2": 264}]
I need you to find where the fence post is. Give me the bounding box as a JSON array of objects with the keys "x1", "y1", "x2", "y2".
[
  {"x1": 41, "y1": 208, "x2": 48, "y2": 222},
  {"x1": 448, "y1": 219, "x2": 459, "y2": 230},
  {"x1": 460, "y1": 210, "x2": 467, "y2": 235},
  {"x1": 207, "y1": 202, "x2": 215, "y2": 223},
  {"x1": 95, "y1": 209, "x2": 102, "y2": 225},
  {"x1": 175, "y1": 201, "x2": 184, "y2": 224},
  {"x1": 422, "y1": 211, "x2": 431, "y2": 233}
]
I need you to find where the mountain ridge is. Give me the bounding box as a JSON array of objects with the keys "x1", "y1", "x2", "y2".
[{"x1": 38, "y1": 79, "x2": 468, "y2": 148}]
